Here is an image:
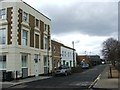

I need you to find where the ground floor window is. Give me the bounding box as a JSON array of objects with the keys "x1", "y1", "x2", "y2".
[
  {"x1": 21, "y1": 54, "x2": 27, "y2": 68},
  {"x1": 63, "y1": 60, "x2": 66, "y2": 66},
  {"x1": 66, "y1": 62, "x2": 69, "y2": 66},
  {"x1": 44, "y1": 56, "x2": 48, "y2": 66},
  {"x1": 34, "y1": 54, "x2": 39, "y2": 63},
  {"x1": 70, "y1": 61, "x2": 72, "y2": 67},
  {"x1": 0, "y1": 55, "x2": 6, "y2": 70}
]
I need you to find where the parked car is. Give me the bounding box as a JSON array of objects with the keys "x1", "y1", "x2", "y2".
[
  {"x1": 54, "y1": 65, "x2": 71, "y2": 76},
  {"x1": 81, "y1": 63, "x2": 89, "y2": 69}
]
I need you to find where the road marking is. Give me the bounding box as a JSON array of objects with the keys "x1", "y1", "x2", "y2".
[{"x1": 88, "y1": 74, "x2": 101, "y2": 89}]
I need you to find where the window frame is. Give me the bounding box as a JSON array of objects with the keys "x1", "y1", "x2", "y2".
[
  {"x1": 44, "y1": 37, "x2": 48, "y2": 49},
  {"x1": 22, "y1": 29, "x2": 28, "y2": 46},
  {"x1": 22, "y1": 11, "x2": 29, "y2": 22},
  {"x1": 0, "y1": 55, "x2": 6, "y2": 70},
  {"x1": 21, "y1": 54, "x2": 28, "y2": 68},
  {"x1": 0, "y1": 9, "x2": 6, "y2": 20},
  {"x1": 35, "y1": 19, "x2": 39, "y2": 28},
  {"x1": 0, "y1": 28, "x2": 6, "y2": 45}
]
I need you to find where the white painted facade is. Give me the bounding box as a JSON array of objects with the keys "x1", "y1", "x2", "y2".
[
  {"x1": 0, "y1": 0, "x2": 52, "y2": 79},
  {"x1": 61, "y1": 46, "x2": 76, "y2": 67}
]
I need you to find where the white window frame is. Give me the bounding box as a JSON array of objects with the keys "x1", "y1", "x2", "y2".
[
  {"x1": 0, "y1": 28, "x2": 6, "y2": 45},
  {"x1": 34, "y1": 54, "x2": 39, "y2": 63},
  {"x1": 23, "y1": 11, "x2": 29, "y2": 22},
  {"x1": 21, "y1": 54, "x2": 28, "y2": 68},
  {"x1": 0, "y1": 55, "x2": 6, "y2": 70},
  {"x1": 35, "y1": 19, "x2": 39, "y2": 28},
  {"x1": 44, "y1": 55, "x2": 48, "y2": 67},
  {"x1": 44, "y1": 37, "x2": 48, "y2": 50},
  {"x1": 0, "y1": 9, "x2": 6, "y2": 20},
  {"x1": 44, "y1": 24, "x2": 49, "y2": 32},
  {"x1": 34, "y1": 31, "x2": 40, "y2": 49},
  {"x1": 22, "y1": 30, "x2": 28, "y2": 46}
]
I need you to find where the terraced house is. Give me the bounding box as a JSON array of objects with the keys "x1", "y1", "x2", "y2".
[
  {"x1": 51, "y1": 40, "x2": 61, "y2": 72},
  {"x1": 0, "y1": 0, "x2": 52, "y2": 79},
  {"x1": 51, "y1": 40, "x2": 76, "y2": 71},
  {"x1": 61, "y1": 45, "x2": 76, "y2": 67}
]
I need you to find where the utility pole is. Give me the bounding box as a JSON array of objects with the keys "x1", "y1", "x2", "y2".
[{"x1": 72, "y1": 41, "x2": 75, "y2": 67}]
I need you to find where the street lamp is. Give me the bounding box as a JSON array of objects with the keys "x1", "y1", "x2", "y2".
[
  {"x1": 72, "y1": 41, "x2": 75, "y2": 67},
  {"x1": 72, "y1": 40, "x2": 80, "y2": 67}
]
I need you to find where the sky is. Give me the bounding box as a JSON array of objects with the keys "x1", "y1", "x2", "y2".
[{"x1": 23, "y1": 0, "x2": 118, "y2": 57}]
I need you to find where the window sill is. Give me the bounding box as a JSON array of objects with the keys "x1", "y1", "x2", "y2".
[
  {"x1": 0, "y1": 19, "x2": 8, "y2": 25},
  {"x1": 21, "y1": 21, "x2": 29, "y2": 28}
]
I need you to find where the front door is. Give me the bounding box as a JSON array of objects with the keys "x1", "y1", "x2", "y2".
[
  {"x1": 34, "y1": 54, "x2": 39, "y2": 77},
  {"x1": 34, "y1": 62, "x2": 39, "y2": 76}
]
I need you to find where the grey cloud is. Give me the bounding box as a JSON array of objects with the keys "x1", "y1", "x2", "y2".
[{"x1": 39, "y1": 2, "x2": 118, "y2": 36}]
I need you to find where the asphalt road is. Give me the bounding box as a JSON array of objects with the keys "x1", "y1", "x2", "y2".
[{"x1": 6, "y1": 64, "x2": 106, "y2": 90}]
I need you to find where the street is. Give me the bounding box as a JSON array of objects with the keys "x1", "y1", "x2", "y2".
[{"x1": 5, "y1": 65, "x2": 106, "y2": 90}]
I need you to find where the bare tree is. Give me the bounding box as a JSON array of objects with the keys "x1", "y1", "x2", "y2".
[{"x1": 102, "y1": 38, "x2": 119, "y2": 66}]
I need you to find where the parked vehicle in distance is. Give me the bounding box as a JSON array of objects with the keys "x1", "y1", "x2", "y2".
[
  {"x1": 81, "y1": 63, "x2": 89, "y2": 69},
  {"x1": 54, "y1": 65, "x2": 71, "y2": 76}
]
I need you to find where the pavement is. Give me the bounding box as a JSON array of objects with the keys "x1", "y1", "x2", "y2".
[
  {"x1": 0, "y1": 76, "x2": 51, "y2": 89},
  {"x1": 93, "y1": 64, "x2": 120, "y2": 90}
]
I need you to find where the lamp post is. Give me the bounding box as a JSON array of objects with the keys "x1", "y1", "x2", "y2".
[{"x1": 72, "y1": 41, "x2": 75, "y2": 67}]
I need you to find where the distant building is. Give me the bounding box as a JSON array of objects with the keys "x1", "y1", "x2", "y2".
[
  {"x1": 61, "y1": 45, "x2": 76, "y2": 67},
  {"x1": 51, "y1": 40, "x2": 61, "y2": 71},
  {"x1": 51, "y1": 40, "x2": 76, "y2": 69},
  {"x1": 77, "y1": 55, "x2": 101, "y2": 66},
  {"x1": 0, "y1": 0, "x2": 52, "y2": 79},
  {"x1": 88, "y1": 55, "x2": 101, "y2": 66},
  {"x1": 77, "y1": 55, "x2": 91, "y2": 66}
]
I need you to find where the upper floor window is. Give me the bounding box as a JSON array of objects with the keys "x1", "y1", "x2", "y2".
[
  {"x1": 0, "y1": 28, "x2": 6, "y2": 44},
  {"x1": 22, "y1": 30, "x2": 28, "y2": 46},
  {"x1": 0, "y1": 9, "x2": 6, "y2": 20},
  {"x1": 44, "y1": 37, "x2": 48, "y2": 49},
  {"x1": 23, "y1": 12, "x2": 29, "y2": 22},
  {"x1": 53, "y1": 46, "x2": 56, "y2": 52},
  {"x1": 35, "y1": 19, "x2": 39, "y2": 27},
  {"x1": 44, "y1": 56, "x2": 48, "y2": 66},
  {"x1": 44, "y1": 24, "x2": 48, "y2": 32},
  {"x1": 35, "y1": 34, "x2": 39, "y2": 48}
]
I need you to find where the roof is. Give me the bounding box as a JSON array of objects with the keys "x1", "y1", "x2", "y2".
[
  {"x1": 1, "y1": 0, "x2": 51, "y2": 21},
  {"x1": 51, "y1": 40, "x2": 75, "y2": 51},
  {"x1": 22, "y1": 0, "x2": 51, "y2": 21}
]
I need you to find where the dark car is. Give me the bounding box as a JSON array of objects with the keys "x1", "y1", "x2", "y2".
[
  {"x1": 54, "y1": 65, "x2": 71, "y2": 76},
  {"x1": 81, "y1": 63, "x2": 89, "y2": 69}
]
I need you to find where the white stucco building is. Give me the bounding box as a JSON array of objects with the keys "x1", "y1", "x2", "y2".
[
  {"x1": 61, "y1": 45, "x2": 76, "y2": 67},
  {"x1": 0, "y1": 0, "x2": 52, "y2": 79}
]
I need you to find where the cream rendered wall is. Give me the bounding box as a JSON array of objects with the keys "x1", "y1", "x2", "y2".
[
  {"x1": 0, "y1": 0, "x2": 52, "y2": 78},
  {"x1": 61, "y1": 46, "x2": 76, "y2": 67}
]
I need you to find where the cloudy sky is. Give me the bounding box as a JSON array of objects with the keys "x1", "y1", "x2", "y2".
[{"x1": 23, "y1": 0, "x2": 118, "y2": 57}]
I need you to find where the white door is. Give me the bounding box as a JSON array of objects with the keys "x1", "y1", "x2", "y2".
[
  {"x1": 34, "y1": 54, "x2": 39, "y2": 77},
  {"x1": 34, "y1": 62, "x2": 39, "y2": 76}
]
